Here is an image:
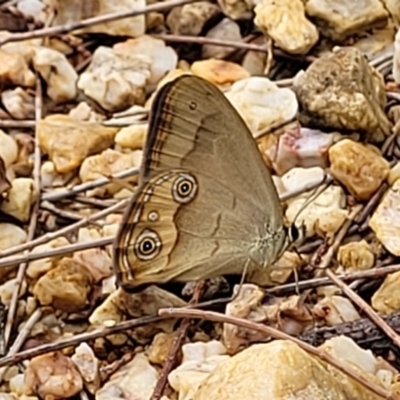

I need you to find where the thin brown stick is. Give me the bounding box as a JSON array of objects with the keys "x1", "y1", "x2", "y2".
[
  {"x1": 355, "y1": 183, "x2": 388, "y2": 228},
  {"x1": 0, "y1": 0, "x2": 201, "y2": 46},
  {"x1": 266, "y1": 263, "x2": 400, "y2": 295},
  {"x1": 0, "y1": 236, "x2": 113, "y2": 270},
  {"x1": 40, "y1": 201, "x2": 92, "y2": 222},
  {"x1": 152, "y1": 33, "x2": 270, "y2": 53},
  {"x1": 0, "y1": 200, "x2": 126, "y2": 259},
  {"x1": 3, "y1": 78, "x2": 43, "y2": 349},
  {"x1": 41, "y1": 167, "x2": 139, "y2": 202},
  {"x1": 326, "y1": 269, "x2": 400, "y2": 349},
  {"x1": 0, "y1": 308, "x2": 42, "y2": 382},
  {"x1": 0, "y1": 314, "x2": 168, "y2": 368},
  {"x1": 159, "y1": 308, "x2": 398, "y2": 400}
]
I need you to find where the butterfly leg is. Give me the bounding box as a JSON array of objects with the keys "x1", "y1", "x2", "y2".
[{"x1": 229, "y1": 258, "x2": 251, "y2": 302}]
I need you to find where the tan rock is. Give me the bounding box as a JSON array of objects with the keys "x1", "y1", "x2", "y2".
[
  {"x1": 113, "y1": 36, "x2": 178, "y2": 86},
  {"x1": 218, "y1": 0, "x2": 253, "y2": 20},
  {"x1": 242, "y1": 37, "x2": 268, "y2": 76},
  {"x1": 33, "y1": 257, "x2": 93, "y2": 312},
  {"x1": 0, "y1": 34, "x2": 40, "y2": 63},
  {"x1": 73, "y1": 228, "x2": 113, "y2": 282},
  {"x1": 191, "y1": 59, "x2": 250, "y2": 87},
  {"x1": 0, "y1": 223, "x2": 27, "y2": 251},
  {"x1": 148, "y1": 332, "x2": 179, "y2": 365},
  {"x1": 40, "y1": 161, "x2": 74, "y2": 188},
  {"x1": 0, "y1": 48, "x2": 35, "y2": 87},
  {"x1": 71, "y1": 343, "x2": 100, "y2": 394},
  {"x1": 26, "y1": 237, "x2": 71, "y2": 279},
  {"x1": 1, "y1": 88, "x2": 35, "y2": 120},
  {"x1": 79, "y1": 149, "x2": 141, "y2": 196},
  {"x1": 68, "y1": 101, "x2": 104, "y2": 122},
  {"x1": 393, "y1": 27, "x2": 400, "y2": 84},
  {"x1": 194, "y1": 339, "x2": 391, "y2": 400},
  {"x1": 0, "y1": 178, "x2": 36, "y2": 222},
  {"x1": 222, "y1": 285, "x2": 268, "y2": 353},
  {"x1": 169, "y1": 341, "x2": 229, "y2": 400},
  {"x1": 306, "y1": 0, "x2": 388, "y2": 41},
  {"x1": 0, "y1": 130, "x2": 18, "y2": 167},
  {"x1": 255, "y1": 0, "x2": 319, "y2": 54},
  {"x1": 372, "y1": 271, "x2": 400, "y2": 314},
  {"x1": 0, "y1": 278, "x2": 27, "y2": 306},
  {"x1": 353, "y1": 23, "x2": 395, "y2": 59},
  {"x1": 33, "y1": 46, "x2": 78, "y2": 103},
  {"x1": 389, "y1": 161, "x2": 400, "y2": 185},
  {"x1": 337, "y1": 240, "x2": 375, "y2": 272},
  {"x1": 369, "y1": 179, "x2": 400, "y2": 256},
  {"x1": 293, "y1": 47, "x2": 391, "y2": 143},
  {"x1": 77, "y1": 46, "x2": 151, "y2": 112},
  {"x1": 37, "y1": 115, "x2": 118, "y2": 173},
  {"x1": 329, "y1": 139, "x2": 390, "y2": 201},
  {"x1": 382, "y1": 0, "x2": 400, "y2": 26},
  {"x1": 89, "y1": 287, "x2": 186, "y2": 346},
  {"x1": 166, "y1": 2, "x2": 220, "y2": 36},
  {"x1": 115, "y1": 124, "x2": 147, "y2": 150},
  {"x1": 17, "y1": 0, "x2": 47, "y2": 23},
  {"x1": 225, "y1": 77, "x2": 298, "y2": 135},
  {"x1": 96, "y1": 353, "x2": 158, "y2": 400},
  {"x1": 49, "y1": 0, "x2": 145, "y2": 37},
  {"x1": 314, "y1": 295, "x2": 361, "y2": 325},
  {"x1": 24, "y1": 351, "x2": 83, "y2": 399},
  {"x1": 248, "y1": 251, "x2": 303, "y2": 286}
]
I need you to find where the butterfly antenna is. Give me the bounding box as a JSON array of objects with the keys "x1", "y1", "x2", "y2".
[{"x1": 291, "y1": 173, "x2": 332, "y2": 232}]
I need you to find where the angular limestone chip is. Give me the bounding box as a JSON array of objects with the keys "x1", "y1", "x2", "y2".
[
  {"x1": 37, "y1": 115, "x2": 118, "y2": 173},
  {"x1": 329, "y1": 139, "x2": 390, "y2": 201}
]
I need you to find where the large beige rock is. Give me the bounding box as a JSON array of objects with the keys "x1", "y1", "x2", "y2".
[
  {"x1": 193, "y1": 339, "x2": 393, "y2": 400},
  {"x1": 293, "y1": 47, "x2": 391, "y2": 143}
]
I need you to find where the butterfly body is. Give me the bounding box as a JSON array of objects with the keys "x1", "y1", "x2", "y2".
[{"x1": 114, "y1": 75, "x2": 296, "y2": 291}]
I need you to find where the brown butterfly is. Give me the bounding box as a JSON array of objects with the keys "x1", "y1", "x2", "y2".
[{"x1": 113, "y1": 75, "x2": 300, "y2": 291}]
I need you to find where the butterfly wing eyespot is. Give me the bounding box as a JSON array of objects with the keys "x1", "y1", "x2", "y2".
[
  {"x1": 134, "y1": 229, "x2": 162, "y2": 261},
  {"x1": 172, "y1": 173, "x2": 198, "y2": 204}
]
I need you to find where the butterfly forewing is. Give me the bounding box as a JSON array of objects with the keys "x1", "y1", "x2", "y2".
[{"x1": 114, "y1": 75, "x2": 289, "y2": 290}]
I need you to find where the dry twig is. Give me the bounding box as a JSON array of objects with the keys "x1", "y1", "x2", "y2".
[
  {"x1": 326, "y1": 269, "x2": 400, "y2": 349},
  {"x1": 3, "y1": 78, "x2": 43, "y2": 349},
  {"x1": 0, "y1": 0, "x2": 202, "y2": 46}
]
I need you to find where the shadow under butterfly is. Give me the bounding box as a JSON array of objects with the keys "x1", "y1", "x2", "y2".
[{"x1": 113, "y1": 75, "x2": 304, "y2": 292}]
